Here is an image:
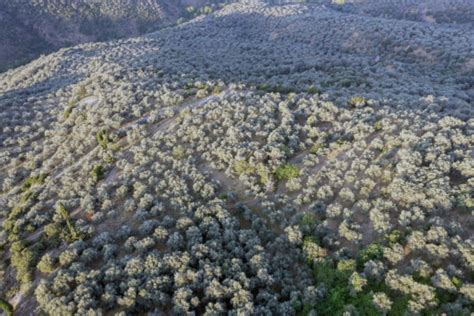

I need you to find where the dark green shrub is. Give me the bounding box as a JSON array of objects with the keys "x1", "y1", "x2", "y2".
[
  {"x1": 299, "y1": 213, "x2": 317, "y2": 227},
  {"x1": 21, "y1": 174, "x2": 47, "y2": 192},
  {"x1": 63, "y1": 103, "x2": 75, "y2": 119},
  {"x1": 96, "y1": 129, "x2": 110, "y2": 149},
  {"x1": 385, "y1": 230, "x2": 404, "y2": 244},
  {"x1": 57, "y1": 203, "x2": 82, "y2": 241},
  {"x1": 308, "y1": 260, "x2": 380, "y2": 315},
  {"x1": 340, "y1": 79, "x2": 352, "y2": 88},
  {"x1": 357, "y1": 243, "x2": 384, "y2": 268},
  {"x1": 337, "y1": 259, "x2": 356, "y2": 273},
  {"x1": 306, "y1": 86, "x2": 321, "y2": 95},
  {"x1": 274, "y1": 164, "x2": 300, "y2": 181},
  {"x1": 10, "y1": 241, "x2": 36, "y2": 284},
  {"x1": 0, "y1": 298, "x2": 13, "y2": 316},
  {"x1": 388, "y1": 296, "x2": 409, "y2": 316},
  {"x1": 91, "y1": 164, "x2": 105, "y2": 182}
]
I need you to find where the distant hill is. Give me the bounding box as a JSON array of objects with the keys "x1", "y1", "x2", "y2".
[{"x1": 0, "y1": 0, "x2": 232, "y2": 72}]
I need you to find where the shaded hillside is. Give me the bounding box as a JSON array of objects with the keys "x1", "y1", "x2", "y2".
[
  {"x1": 326, "y1": 0, "x2": 474, "y2": 27},
  {"x1": 0, "y1": 0, "x2": 231, "y2": 72},
  {"x1": 0, "y1": 8, "x2": 51, "y2": 71}
]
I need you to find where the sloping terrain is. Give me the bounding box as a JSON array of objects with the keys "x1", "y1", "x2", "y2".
[
  {"x1": 327, "y1": 0, "x2": 474, "y2": 28},
  {"x1": 0, "y1": 0, "x2": 231, "y2": 72},
  {"x1": 0, "y1": 1, "x2": 473, "y2": 315}
]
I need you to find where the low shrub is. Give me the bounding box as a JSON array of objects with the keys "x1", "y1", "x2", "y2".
[
  {"x1": 91, "y1": 164, "x2": 105, "y2": 182},
  {"x1": 0, "y1": 298, "x2": 13, "y2": 316},
  {"x1": 348, "y1": 96, "x2": 368, "y2": 108},
  {"x1": 21, "y1": 174, "x2": 47, "y2": 192},
  {"x1": 274, "y1": 164, "x2": 300, "y2": 181}
]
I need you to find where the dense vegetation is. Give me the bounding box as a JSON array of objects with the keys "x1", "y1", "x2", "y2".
[
  {"x1": 0, "y1": 0, "x2": 473, "y2": 314},
  {"x1": 0, "y1": 0, "x2": 232, "y2": 72},
  {"x1": 327, "y1": 0, "x2": 474, "y2": 27}
]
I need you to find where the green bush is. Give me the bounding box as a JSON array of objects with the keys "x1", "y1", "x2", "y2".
[
  {"x1": 0, "y1": 298, "x2": 13, "y2": 316},
  {"x1": 306, "y1": 86, "x2": 321, "y2": 95},
  {"x1": 385, "y1": 230, "x2": 404, "y2": 244},
  {"x1": 303, "y1": 257, "x2": 409, "y2": 315},
  {"x1": 374, "y1": 121, "x2": 383, "y2": 131},
  {"x1": 256, "y1": 163, "x2": 271, "y2": 186},
  {"x1": 308, "y1": 260, "x2": 380, "y2": 315},
  {"x1": 340, "y1": 79, "x2": 352, "y2": 88},
  {"x1": 44, "y1": 223, "x2": 60, "y2": 239},
  {"x1": 96, "y1": 129, "x2": 110, "y2": 149},
  {"x1": 76, "y1": 85, "x2": 87, "y2": 100},
  {"x1": 37, "y1": 254, "x2": 55, "y2": 274},
  {"x1": 233, "y1": 160, "x2": 255, "y2": 175},
  {"x1": 10, "y1": 241, "x2": 36, "y2": 284},
  {"x1": 337, "y1": 259, "x2": 356, "y2": 273},
  {"x1": 20, "y1": 174, "x2": 47, "y2": 192},
  {"x1": 63, "y1": 103, "x2": 75, "y2": 119},
  {"x1": 451, "y1": 276, "x2": 462, "y2": 288},
  {"x1": 56, "y1": 203, "x2": 82, "y2": 241},
  {"x1": 348, "y1": 96, "x2": 368, "y2": 108},
  {"x1": 299, "y1": 213, "x2": 317, "y2": 227},
  {"x1": 388, "y1": 296, "x2": 409, "y2": 316},
  {"x1": 270, "y1": 85, "x2": 293, "y2": 94},
  {"x1": 91, "y1": 164, "x2": 105, "y2": 182},
  {"x1": 357, "y1": 243, "x2": 384, "y2": 268},
  {"x1": 212, "y1": 86, "x2": 222, "y2": 95},
  {"x1": 274, "y1": 164, "x2": 300, "y2": 181}
]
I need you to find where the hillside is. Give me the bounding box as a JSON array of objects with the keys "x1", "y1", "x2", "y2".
[
  {"x1": 327, "y1": 0, "x2": 474, "y2": 27},
  {"x1": 0, "y1": 0, "x2": 231, "y2": 72},
  {"x1": 0, "y1": 1, "x2": 473, "y2": 315}
]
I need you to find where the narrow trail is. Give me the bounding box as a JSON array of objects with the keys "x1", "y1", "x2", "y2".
[
  {"x1": 1, "y1": 91, "x2": 230, "y2": 201},
  {"x1": 2, "y1": 92, "x2": 231, "y2": 312},
  {"x1": 54, "y1": 91, "x2": 229, "y2": 184},
  {"x1": 104, "y1": 90, "x2": 231, "y2": 186}
]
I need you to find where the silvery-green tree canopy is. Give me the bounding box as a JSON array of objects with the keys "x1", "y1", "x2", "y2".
[{"x1": 0, "y1": 0, "x2": 473, "y2": 314}]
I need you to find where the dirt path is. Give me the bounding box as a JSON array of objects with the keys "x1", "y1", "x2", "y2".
[{"x1": 104, "y1": 90, "x2": 231, "y2": 186}]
